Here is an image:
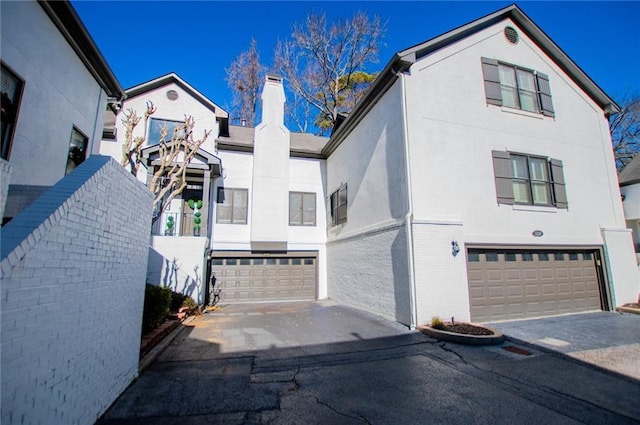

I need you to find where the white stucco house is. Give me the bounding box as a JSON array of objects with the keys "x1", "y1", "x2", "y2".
[
  {"x1": 619, "y1": 154, "x2": 640, "y2": 265},
  {"x1": 102, "y1": 4, "x2": 638, "y2": 327}
]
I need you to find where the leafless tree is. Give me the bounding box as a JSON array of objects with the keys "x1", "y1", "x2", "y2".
[
  {"x1": 226, "y1": 38, "x2": 266, "y2": 126},
  {"x1": 610, "y1": 94, "x2": 640, "y2": 170},
  {"x1": 121, "y1": 101, "x2": 211, "y2": 224},
  {"x1": 274, "y1": 11, "x2": 386, "y2": 135}
]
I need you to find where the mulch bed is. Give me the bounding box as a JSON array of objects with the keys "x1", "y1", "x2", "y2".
[{"x1": 435, "y1": 322, "x2": 494, "y2": 336}]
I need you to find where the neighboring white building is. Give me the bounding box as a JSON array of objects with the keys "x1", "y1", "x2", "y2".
[
  {"x1": 1, "y1": 0, "x2": 124, "y2": 223},
  {"x1": 619, "y1": 154, "x2": 640, "y2": 266}
]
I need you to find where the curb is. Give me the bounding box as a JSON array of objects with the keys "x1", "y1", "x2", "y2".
[
  {"x1": 416, "y1": 324, "x2": 505, "y2": 345},
  {"x1": 616, "y1": 306, "x2": 640, "y2": 315},
  {"x1": 139, "y1": 316, "x2": 196, "y2": 374}
]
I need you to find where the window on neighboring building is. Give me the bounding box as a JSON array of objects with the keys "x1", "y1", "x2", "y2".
[
  {"x1": 492, "y1": 150, "x2": 567, "y2": 208},
  {"x1": 481, "y1": 57, "x2": 554, "y2": 117},
  {"x1": 329, "y1": 184, "x2": 347, "y2": 226},
  {"x1": 65, "y1": 127, "x2": 88, "y2": 175},
  {"x1": 289, "y1": 192, "x2": 316, "y2": 226},
  {"x1": 216, "y1": 187, "x2": 248, "y2": 224},
  {"x1": 1, "y1": 63, "x2": 24, "y2": 160},
  {"x1": 148, "y1": 118, "x2": 183, "y2": 145}
]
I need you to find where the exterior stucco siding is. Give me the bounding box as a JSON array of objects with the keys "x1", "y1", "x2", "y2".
[
  {"x1": 327, "y1": 225, "x2": 412, "y2": 325},
  {"x1": 400, "y1": 19, "x2": 637, "y2": 309},
  {"x1": 1, "y1": 1, "x2": 107, "y2": 187},
  {"x1": 1, "y1": 156, "x2": 153, "y2": 425}
]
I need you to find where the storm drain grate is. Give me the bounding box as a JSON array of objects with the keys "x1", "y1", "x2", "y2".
[{"x1": 502, "y1": 345, "x2": 532, "y2": 356}]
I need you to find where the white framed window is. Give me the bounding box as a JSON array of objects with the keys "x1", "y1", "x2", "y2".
[
  {"x1": 216, "y1": 187, "x2": 248, "y2": 224},
  {"x1": 65, "y1": 127, "x2": 88, "y2": 175},
  {"x1": 148, "y1": 118, "x2": 184, "y2": 145},
  {"x1": 289, "y1": 192, "x2": 316, "y2": 226}
]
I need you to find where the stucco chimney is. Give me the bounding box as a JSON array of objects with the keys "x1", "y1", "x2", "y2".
[
  {"x1": 250, "y1": 74, "x2": 290, "y2": 251},
  {"x1": 260, "y1": 74, "x2": 285, "y2": 126}
]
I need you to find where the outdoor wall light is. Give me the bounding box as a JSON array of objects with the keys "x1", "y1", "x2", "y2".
[{"x1": 451, "y1": 240, "x2": 460, "y2": 257}]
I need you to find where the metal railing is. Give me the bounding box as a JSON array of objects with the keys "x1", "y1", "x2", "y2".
[{"x1": 152, "y1": 212, "x2": 202, "y2": 237}]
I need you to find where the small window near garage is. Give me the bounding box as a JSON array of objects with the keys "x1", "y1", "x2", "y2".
[
  {"x1": 279, "y1": 258, "x2": 289, "y2": 265},
  {"x1": 522, "y1": 252, "x2": 534, "y2": 261},
  {"x1": 1, "y1": 63, "x2": 24, "y2": 160},
  {"x1": 239, "y1": 258, "x2": 251, "y2": 265},
  {"x1": 66, "y1": 127, "x2": 88, "y2": 175},
  {"x1": 304, "y1": 258, "x2": 314, "y2": 265},
  {"x1": 485, "y1": 252, "x2": 499, "y2": 262},
  {"x1": 583, "y1": 252, "x2": 592, "y2": 261},
  {"x1": 289, "y1": 192, "x2": 316, "y2": 226},
  {"x1": 226, "y1": 259, "x2": 238, "y2": 266},
  {"x1": 467, "y1": 252, "x2": 480, "y2": 262},
  {"x1": 538, "y1": 252, "x2": 549, "y2": 261},
  {"x1": 212, "y1": 259, "x2": 224, "y2": 266},
  {"x1": 291, "y1": 258, "x2": 302, "y2": 265},
  {"x1": 554, "y1": 253, "x2": 565, "y2": 261},
  {"x1": 569, "y1": 253, "x2": 579, "y2": 261},
  {"x1": 253, "y1": 259, "x2": 264, "y2": 265},
  {"x1": 266, "y1": 258, "x2": 277, "y2": 265},
  {"x1": 505, "y1": 252, "x2": 517, "y2": 261},
  {"x1": 216, "y1": 187, "x2": 249, "y2": 224}
]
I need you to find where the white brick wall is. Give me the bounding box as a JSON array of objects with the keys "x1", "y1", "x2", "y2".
[
  {"x1": 0, "y1": 159, "x2": 11, "y2": 219},
  {"x1": 327, "y1": 224, "x2": 412, "y2": 325},
  {"x1": 1, "y1": 155, "x2": 153, "y2": 425}
]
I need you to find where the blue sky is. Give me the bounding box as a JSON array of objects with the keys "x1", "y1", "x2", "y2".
[{"x1": 72, "y1": 1, "x2": 640, "y2": 113}]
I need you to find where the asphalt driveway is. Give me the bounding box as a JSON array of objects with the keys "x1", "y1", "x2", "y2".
[{"x1": 97, "y1": 301, "x2": 640, "y2": 424}]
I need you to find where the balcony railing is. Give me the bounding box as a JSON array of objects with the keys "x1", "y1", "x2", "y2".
[{"x1": 152, "y1": 212, "x2": 203, "y2": 237}]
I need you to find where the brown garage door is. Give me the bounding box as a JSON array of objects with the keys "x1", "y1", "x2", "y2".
[
  {"x1": 211, "y1": 254, "x2": 317, "y2": 303},
  {"x1": 467, "y1": 249, "x2": 603, "y2": 322}
]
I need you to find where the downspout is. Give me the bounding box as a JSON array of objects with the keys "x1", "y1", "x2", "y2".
[{"x1": 397, "y1": 70, "x2": 419, "y2": 330}]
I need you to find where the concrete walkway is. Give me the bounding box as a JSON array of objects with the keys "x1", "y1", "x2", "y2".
[
  {"x1": 97, "y1": 302, "x2": 640, "y2": 424},
  {"x1": 490, "y1": 311, "x2": 640, "y2": 381}
]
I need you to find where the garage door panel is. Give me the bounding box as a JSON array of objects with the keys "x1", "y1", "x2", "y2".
[
  {"x1": 213, "y1": 255, "x2": 317, "y2": 303},
  {"x1": 467, "y1": 249, "x2": 602, "y2": 322}
]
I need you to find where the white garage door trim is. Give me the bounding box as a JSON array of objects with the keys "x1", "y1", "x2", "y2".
[{"x1": 466, "y1": 245, "x2": 609, "y2": 323}]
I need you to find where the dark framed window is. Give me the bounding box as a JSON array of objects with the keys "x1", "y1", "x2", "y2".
[
  {"x1": 216, "y1": 187, "x2": 248, "y2": 224},
  {"x1": 329, "y1": 184, "x2": 348, "y2": 226},
  {"x1": 492, "y1": 151, "x2": 567, "y2": 208},
  {"x1": 481, "y1": 57, "x2": 554, "y2": 117},
  {"x1": 65, "y1": 127, "x2": 88, "y2": 175},
  {"x1": 148, "y1": 118, "x2": 183, "y2": 145},
  {"x1": 289, "y1": 192, "x2": 316, "y2": 226},
  {"x1": 1, "y1": 63, "x2": 24, "y2": 160}
]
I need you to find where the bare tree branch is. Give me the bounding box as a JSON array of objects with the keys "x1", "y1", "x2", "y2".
[
  {"x1": 226, "y1": 38, "x2": 266, "y2": 126},
  {"x1": 610, "y1": 93, "x2": 640, "y2": 170}
]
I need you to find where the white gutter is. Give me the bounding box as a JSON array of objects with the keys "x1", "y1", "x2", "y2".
[{"x1": 397, "y1": 71, "x2": 419, "y2": 330}]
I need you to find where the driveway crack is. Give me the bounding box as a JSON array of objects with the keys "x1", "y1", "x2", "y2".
[{"x1": 315, "y1": 397, "x2": 372, "y2": 424}]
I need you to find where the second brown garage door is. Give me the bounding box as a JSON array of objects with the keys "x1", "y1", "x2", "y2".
[
  {"x1": 467, "y1": 248, "x2": 604, "y2": 323},
  {"x1": 211, "y1": 254, "x2": 317, "y2": 303}
]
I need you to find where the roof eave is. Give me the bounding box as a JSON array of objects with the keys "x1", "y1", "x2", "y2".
[{"x1": 38, "y1": 1, "x2": 124, "y2": 100}]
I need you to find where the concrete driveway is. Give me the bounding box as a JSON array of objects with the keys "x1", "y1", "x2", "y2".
[{"x1": 98, "y1": 301, "x2": 640, "y2": 424}]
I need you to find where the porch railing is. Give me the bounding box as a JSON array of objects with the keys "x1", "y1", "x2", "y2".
[{"x1": 152, "y1": 212, "x2": 202, "y2": 237}]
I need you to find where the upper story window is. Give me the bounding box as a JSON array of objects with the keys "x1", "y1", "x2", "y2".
[
  {"x1": 329, "y1": 184, "x2": 347, "y2": 226},
  {"x1": 481, "y1": 57, "x2": 555, "y2": 117},
  {"x1": 148, "y1": 118, "x2": 183, "y2": 145},
  {"x1": 65, "y1": 127, "x2": 88, "y2": 175},
  {"x1": 216, "y1": 187, "x2": 248, "y2": 224},
  {"x1": 289, "y1": 192, "x2": 316, "y2": 226},
  {"x1": 1, "y1": 63, "x2": 24, "y2": 160},
  {"x1": 492, "y1": 150, "x2": 567, "y2": 208}
]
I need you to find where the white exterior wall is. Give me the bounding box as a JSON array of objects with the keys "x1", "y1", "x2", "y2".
[
  {"x1": 212, "y1": 150, "x2": 254, "y2": 249},
  {"x1": 401, "y1": 18, "x2": 638, "y2": 321},
  {"x1": 1, "y1": 156, "x2": 153, "y2": 425},
  {"x1": 0, "y1": 159, "x2": 11, "y2": 219},
  {"x1": 326, "y1": 82, "x2": 411, "y2": 323},
  {"x1": 1, "y1": 1, "x2": 108, "y2": 186},
  {"x1": 147, "y1": 236, "x2": 209, "y2": 304},
  {"x1": 621, "y1": 184, "x2": 640, "y2": 221}
]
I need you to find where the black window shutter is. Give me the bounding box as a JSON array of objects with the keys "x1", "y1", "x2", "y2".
[
  {"x1": 549, "y1": 158, "x2": 568, "y2": 208},
  {"x1": 536, "y1": 72, "x2": 555, "y2": 117},
  {"x1": 481, "y1": 57, "x2": 502, "y2": 106},
  {"x1": 492, "y1": 150, "x2": 514, "y2": 205}
]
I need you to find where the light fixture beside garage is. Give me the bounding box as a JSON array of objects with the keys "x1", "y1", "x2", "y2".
[
  {"x1": 532, "y1": 230, "x2": 544, "y2": 237},
  {"x1": 451, "y1": 240, "x2": 460, "y2": 256}
]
